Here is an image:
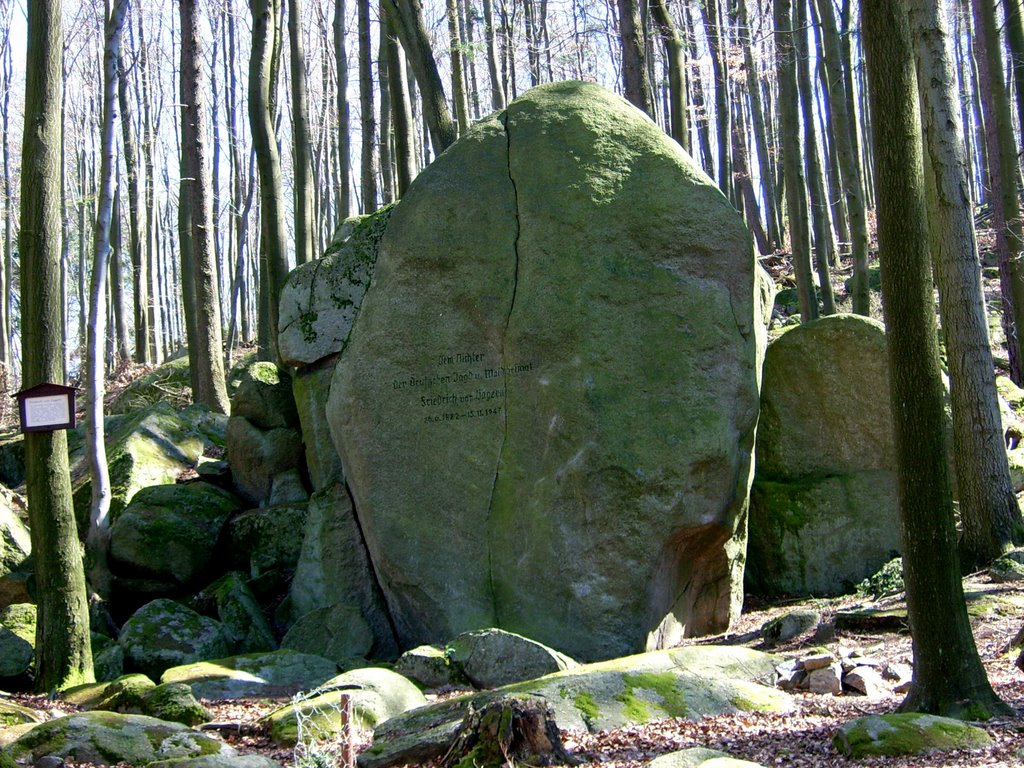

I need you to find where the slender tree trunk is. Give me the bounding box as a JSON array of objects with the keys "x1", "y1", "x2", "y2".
[
  {"x1": 649, "y1": 0, "x2": 688, "y2": 151},
  {"x1": 86, "y1": 0, "x2": 130, "y2": 601},
  {"x1": 288, "y1": 0, "x2": 315, "y2": 266},
  {"x1": 0, "y1": 0, "x2": 10, "y2": 374},
  {"x1": 384, "y1": 5, "x2": 416, "y2": 196},
  {"x1": 617, "y1": 0, "x2": 653, "y2": 116},
  {"x1": 446, "y1": 0, "x2": 469, "y2": 133},
  {"x1": 21, "y1": 0, "x2": 95, "y2": 692},
  {"x1": 815, "y1": 0, "x2": 869, "y2": 315},
  {"x1": 699, "y1": 0, "x2": 731, "y2": 197},
  {"x1": 378, "y1": 4, "x2": 395, "y2": 204},
  {"x1": 180, "y1": 0, "x2": 230, "y2": 411},
  {"x1": 482, "y1": 0, "x2": 505, "y2": 110},
  {"x1": 683, "y1": 5, "x2": 714, "y2": 175},
  {"x1": 862, "y1": 0, "x2": 1009, "y2": 719},
  {"x1": 973, "y1": 0, "x2": 1024, "y2": 384},
  {"x1": 905, "y1": 0, "x2": 1023, "y2": 567},
  {"x1": 1004, "y1": 0, "x2": 1024, "y2": 147},
  {"x1": 794, "y1": 0, "x2": 836, "y2": 314},
  {"x1": 110, "y1": 188, "x2": 130, "y2": 363},
  {"x1": 250, "y1": 0, "x2": 290, "y2": 362},
  {"x1": 136, "y1": 5, "x2": 161, "y2": 364},
  {"x1": 334, "y1": 0, "x2": 352, "y2": 220},
  {"x1": 775, "y1": 0, "x2": 818, "y2": 321},
  {"x1": 357, "y1": 0, "x2": 378, "y2": 212}
]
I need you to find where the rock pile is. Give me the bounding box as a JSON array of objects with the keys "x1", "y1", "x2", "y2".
[{"x1": 774, "y1": 647, "x2": 910, "y2": 697}]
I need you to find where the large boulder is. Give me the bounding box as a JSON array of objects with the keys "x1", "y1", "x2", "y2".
[
  {"x1": 118, "y1": 599, "x2": 232, "y2": 680},
  {"x1": 328, "y1": 82, "x2": 765, "y2": 662},
  {"x1": 285, "y1": 483, "x2": 397, "y2": 658},
  {"x1": 279, "y1": 206, "x2": 394, "y2": 368},
  {"x1": 833, "y1": 713, "x2": 992, "y2": 758},
  {"x1": 226, "y1": 504, "x2": 307, "y2": 595},
  {"x1": 746, "y1": 315, "x2": 903, "y2": 596},
  {"x1": 191, "y1": 572, "x2": 276, "y2": 654},
  {"x1": 7, "y1": 711, "x2": 232, "y2": 765},
  {"x1": 446, "y1": 628, "x2": 577, "y2": 689},
  {"x1": 109, "y1": 482, "x2": 242, "y2": 588}
]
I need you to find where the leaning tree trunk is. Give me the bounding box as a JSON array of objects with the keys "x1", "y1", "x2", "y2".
[
  {"x1": 20, "y1": 0, "x2": 94, "y2": 692},
  {"x1": 862, "y1": 0, "x2": 1010, "y2": 719}
]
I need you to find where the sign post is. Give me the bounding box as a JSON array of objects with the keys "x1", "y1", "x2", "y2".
[{"x1": 12, "y1": 383, "x2": 77, "y2": 433}]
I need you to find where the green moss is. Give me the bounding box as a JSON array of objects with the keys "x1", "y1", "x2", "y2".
[
  {"x1": 614, "y1": 688, "x2": 650, "y2": 723},
  {"x1": 622, "y1": 672, "x2": 689, "y2": 718},
  {"x1": 834, "y1": 713, "x2": 992, "y2": 758},
  {"x1": 573, "y1": 691, "x2": 599, "y2": 727}
]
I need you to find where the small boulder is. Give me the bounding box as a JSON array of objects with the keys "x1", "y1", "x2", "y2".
[
  {"x1": 160, "y1": 649, "x2": 339, "y2": 700},
  {"x1": 191, "y1": 572, "x2": 276, "y2": 654},
  {"x1": 141, "y1": 682, "x2": 212, "y2": 726},
  {"x1": 989, "y1": 550, "x2": 1024, "y2": 583},
  {"x1": 0, "y1": 698, "x2": 45, "y2": 727},
  {"x1": 226, "y1": 418, "x2": 306, "y2": 508},
  {"x1": 230, "y1": 362, "x2": 300, "y2": 431},
  {"x1": 833, "y1": 713, "x2": 992, "y2": 758},
  {"x1": 7, "y1": 711, "x2": 233, "y2": 766},
  {"x1": 806, "y1": 664, "x2": 843, "y2": 695},
  {"x1": 262, "y1": 666, "x2": 426, "y2": 746},
  {"x1": 394, "y1": 645, "x2": 467, "y2": 690},
  {"x1": 760, "y1": 610, "x2": 821, "y2": 645},
  {"x1": 843, "y1": 666, "x2": 883, "y2": 697},
  {"x1": 446, "y1": 628, "x2": 577, "y2": 689},
  {"x1": 119, "y1": 599, "x2": 231, "y2": 680},
  {"x1": 226, "y1": 505, "x2": 307, "y2": 591},
  {"x1": 109, "y1": 482, "x2": 242, "y2": 587},
  {"x1": 0, "y1": 626, "x2": 32, "y2": 679}
]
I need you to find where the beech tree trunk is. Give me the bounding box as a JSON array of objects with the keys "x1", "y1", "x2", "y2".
[
  {"x1": 862, "y1": 0, "x2": 1009, "y2": 719},
  {"x1": 288, "y1": 0, "x2": 315, "y2": 266},
  {"x1": 617, "y1": 0, "x2": 653, "y2": 117},
  {"x1": 21, "y1": 0, "x2": 94, "y2": 692}
]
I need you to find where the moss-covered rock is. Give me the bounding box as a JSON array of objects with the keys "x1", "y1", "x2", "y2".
[
  {"x1": 0, "y1": 698, "x2": 45, "y2": 728},
  {"x1": 225, "y1": 505, "x2": 307, "y2": 594},
  {"x1": 160, "y1": 649, "x2": 339, "y2": 700},
  {"x1": 119, "y1": 599, "x2": 232, "y2": 680},
  {"x1": 393, "y1": 644, "x2": 467, "y2": 690},
  {"x1": 833, "y1": 713, "x2": 992, "y2": 757},
  {"x1": 262, "y1": 666, "x2": 426, "y2": 746},
  {"x1": 7, "y1": 711, "x2": 233, "y2": 765},
  {"x1": 285, "y1": 483, "x2": 398, "y2": 659},
  {"x1": 141, "y1": 683, "x2": 212, "y2": 726},
  {"x1": 108, "y1": 357, "x2": 194, "y2": 414},
  {"x1": 292, "y1": 359, "x2": 344, "y2": 491},
  {"x1": 190, "y1": 572, "x2": 276, "y2": 654},
  {"x1": 230, "y1": 363, "x2": 299, "y2": 432},
  {"x1": 148, "y1": 756, "x2": 282, "y2": 768},
  {"x1": 61, "y1": 672, "x2": 156, "y2": 713},
  {"x1": 225, "y1": 418, "x2": 306, "y2": 508},
  {"x1": 0, "y1": 603, "x2": 35, "y2": 646},
  {"x1": 363, "y1": 645, "x2": 789, "y2": 767},
  {"x1": 281, "y1": 604, "x2": 373, "y2": 664},
  {"x1": 748, "y1": 316, "x2": 903, "y2": 597},
  {"x1": 278, "y1": 205, "x2": 395, "y2": 368},
  {"x1": 446, "y1": 628, "x2": 577, "y2": 689},
  {"x1": 0, "y1": 493, "x2": 31, "y2": 608},
  {"x1": 71, "y1": 401, "x2": 220, "y2": 533},
  {"x1": 329, "y1": 81, "x2": 764, "y2": 662},
  {"x1": 109, "y1": 482, "x2": 242, "y2": 588}
]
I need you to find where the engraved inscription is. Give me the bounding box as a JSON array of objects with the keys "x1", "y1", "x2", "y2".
[{"x1": 391, "y1": 351, "x2": 534, "y2": 424}]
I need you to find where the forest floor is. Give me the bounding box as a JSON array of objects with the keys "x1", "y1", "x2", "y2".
[{"x1": 7, "y1": 576, "x2": 1023, "y2": 768}]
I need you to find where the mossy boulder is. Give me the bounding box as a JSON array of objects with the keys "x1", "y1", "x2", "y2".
[
  {"x1": 393, "y1": 644, "x2": 467, "y2": 690},
  {"x1": 160, "y1": 649, "x2": 339, "y2": 700},
  {"x1": 109, "y1": 482, "x2": 242, "y2": 588},
  {"x1": 119, "y1": 599, "x2": 232, "y2": 680},
  {"x1": 329, "y1": 81, "x2": 765, "y2": 662},
  {"x1": 226, "y1": 505, "x2": 307, "y2": 592},
  {"x1": 0, "y1": 604, "x2": 35, "y2": 679},
  {"x1": 833, "y1": 713, "x2": 992, "y2": 758},
  {"x1": 292, "y1": 358, "x2": 344, "y2": 491},
  {"x1": 108, "y1": 357, "x2": 194, "y2": 414},
  {"x1": 148, "y1": 756, "x2": 282, "y2": 768},
  {"x1": 262, "y1": 666, "x2": 426, "y2": 746},
  {"x1": 281, "y1": 604, "x2": 373, "y2": 665},
  {"x1": 7, "y1": 711, "x2": 232, "y2": 765},
  {"x1": 190, "y1": 572, "x2": 276, "y2": 654},
  {"x1": 230, "y1": 363, "x2": 299, "y2": 431},
  {"x1": 278, "y1": 206, "x2": 394, "y2": 368},
  {"x1": 0, "y1": 492, "x2": 31, "y2": 608},
  {"x1": 225, "y1": 419, "x2": 306, "y2": 508},
  {"x1": 285, "y1": 483, "x2": 398, "y2": 658},
  {"x1": 141, "y1": 683, "x2": 212, "y2": 726},
  {"x1": 446, "y1": 628, "x2": 577, "y2": 689},
  {"x1": 71, "y1": 401, "x2": 220, "y2": 533},
  {"x1": 362, "y1": 646, "x2": 788, "y2": 768},
  {"x1": 1, "y1": 603, "x2": 35, "y2": 645},
  {"x1": 748, "y1": 316, "x2": 902, "y2": 596},
  {"x1": 0, "y1": 698, "x2": 45, "y2": 727}
]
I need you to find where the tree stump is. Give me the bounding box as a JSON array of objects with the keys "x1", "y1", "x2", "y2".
[{"x1": 441, "y1": 696, "x2": 576, "y2": 768}]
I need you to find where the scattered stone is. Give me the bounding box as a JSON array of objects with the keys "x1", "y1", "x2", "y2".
[
  {"x1": 118, "y1": 599, "x2": 232, "y2": 680},
  {"x1": 7, "y1": 711, "x2": 233, "y2": 766},
  {"x1": 807, "y1": 664, "x2": 843, "y2": 695},
  {"x1": 801, "y1": 652, "x2": 835, "y2": 672},
  {"x1": 833, "y1": 713, "x2": 992, "y2": 758},
  {"x1": 882, "y1": 661, "x2": 912, "y2": 683},
  {"x1": 446, "y1": 628, "x2": 578, "y2": 689},
  {"x1": 843, "y1": 666, "x2": 883, "y2": 697},
  {"x1": 760, "y1": 609, "x2": 821, "y2": 645}
]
